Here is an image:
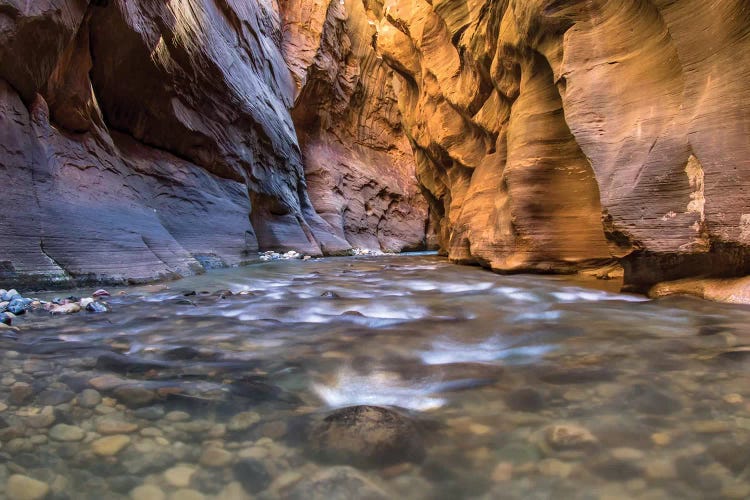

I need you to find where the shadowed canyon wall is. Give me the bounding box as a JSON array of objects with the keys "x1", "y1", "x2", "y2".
[
  {"x1": 0, "y1": 0, "x2": 426, "y2": 287},
  {"x1": 1, "y1": 0, "x2": 750, "y2": 296}
]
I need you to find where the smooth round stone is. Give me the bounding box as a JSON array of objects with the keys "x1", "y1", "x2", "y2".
[
  {"x1": 10, "y1": 382, "x2": 33, "y2": 405},
  {"x1": 308, "y1": 405, "x2": 426, "y2": 468},
  {"x1": 538, "y1": 458, "x2": 574, "y2": 478},
  {"x1": 130, "y1": 484, "x2": 166, "y2": 500},
  {"x1": 113, "y1": 386, "x2": 155, "y2": 408},
  {"x1": 232, "y1": 458, "x2": 271, "y2": 494},
  {"x1": 29, "y1": 435, "x2": 47, "y2": 445},
  {"x1": 238, "y1": 446, "x2": 268, "y2": 460},
  {"x1": 6, "y1": 474, "x2": 50, "y2": 500},
  {"x1": 36, "y1": 389, "x2": 75, "y2": 406},
  {"x1": 168, "y1": 489, "x2": 205, "y2": 500},
  {"x1": 133, "y1": 406, "x2": 165, "y2": 421},
  {"x1": 140, "y1": 427, "x2": 163, "y2": 437},
  {"x1": 165, "y1": 411, "x2": 190, "y2": 422},
  {"x1": 49, "y1": 424, "x2": 85, "y2": 442},
  {"x1": 543, "y1": 424, "x2": 598, "y2": 451},
  {"x1": 96, "y1": 418, "x2": 138, "y2": 435},
  {"x1": 26, "y1": 406, "x2": 56, "y2": 428},
  {"x1": 91, "y1": 435, "x2": 131, "y2": 456},
  {"x1": 200, "y1": 447, "x2": 233, "y2": 468},
  {"x1": 164, "y1": 465, "x2": 197, "y2": 488},
  {"x1": 78, "y1": 389, "x2": 102, "y2": 408},
  {"x1": 215, "y1": 482, "x2": 249, "y2": 500},
  {"x1": 611, "y1": 447, "x2": 646, "y2": 461},
  {"x1": 691, "y1": 420, "x2": 731, "y2": 434},
  {"x1": 227, "y1": 411, "x2": 260, "y2": 432}
]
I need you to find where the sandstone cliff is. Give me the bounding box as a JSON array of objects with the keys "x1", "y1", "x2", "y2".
[
  {"x1": 365, "y1": 0, "x2": 750, "y2": 293},
  {"x1": 0, "y1": 0, "x2": 426, "y2": 287}
]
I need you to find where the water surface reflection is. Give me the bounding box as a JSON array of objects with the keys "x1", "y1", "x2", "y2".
[{"x1": 2, "y1": 254, "x2": 750, "y2": 499}]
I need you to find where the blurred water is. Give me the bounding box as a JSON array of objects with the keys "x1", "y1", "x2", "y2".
[{"x1": 3, "y1": 254, "x2": 750, "y2": 499}]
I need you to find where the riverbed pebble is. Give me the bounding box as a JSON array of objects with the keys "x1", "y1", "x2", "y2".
[
  {"x1": 6, "y1": 474, "x2": 50, "y2": 500},
  {"x1": 91, "y1": 434, "x2": 131, "y2": 456}
]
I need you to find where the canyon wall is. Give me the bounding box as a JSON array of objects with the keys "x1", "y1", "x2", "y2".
[
  {"x1": 365, "y1": 0, "x2": 750, "y2": 292},
  {"x1": 2, "y1": 0, "x2": 750, "y2": 296},
  {"x1": 0, "y1": 0, "x2": 426, "y2": 287}
]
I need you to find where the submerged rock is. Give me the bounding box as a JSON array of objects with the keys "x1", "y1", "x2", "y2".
[
  {"x1": 6, "y1": 474, "x2": 50, "y2": 500},
  {"x1": 232, "y1": 458, "x2": 271, "y2": 494},
  {"x1": 287, "y1": 466, "x2": 389, "y2": 500},
  {"x1": 308, "y1": 405, "x2": 426, "y2": 468}
]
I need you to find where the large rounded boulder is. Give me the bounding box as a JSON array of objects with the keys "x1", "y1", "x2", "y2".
[{"x1": 308, "y1": 405, "x2": 426, "y2": 468}]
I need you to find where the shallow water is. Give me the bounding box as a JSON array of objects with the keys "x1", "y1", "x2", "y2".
[{"x1": 3, "y1": 254, "x2": 750, "y2": 499}]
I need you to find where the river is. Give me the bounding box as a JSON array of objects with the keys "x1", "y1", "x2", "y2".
[{"x1": 1, "y1": 254, "x2": 749, "y2": 499}]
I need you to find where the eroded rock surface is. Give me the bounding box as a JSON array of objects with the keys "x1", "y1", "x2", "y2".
[
  {"x1": 0, "y1": 0, "x2": 426, "y2": 287},
  {"x1": 363, "y1": 0, "x2": 750, "y2": 291},
  {"x1": 282, "y1": 0, "x2": 428, "y2": 252},
  {"x1": 2, "y1": 0, "x2": 750, "y2": 296}
]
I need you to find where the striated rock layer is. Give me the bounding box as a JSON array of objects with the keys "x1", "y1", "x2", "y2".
[
  {"x1": 0, "y1": 0, "x2": 427, "y2": 287},
  {"x1": 282, "y1": 0, "x2": 427, "y2": 252},
  {"x1": 2, "y1": 0, "x2": 750, "y2": 298},
  {"x1": 364, "y1": 0, "x2": 750, "y2": 293}
]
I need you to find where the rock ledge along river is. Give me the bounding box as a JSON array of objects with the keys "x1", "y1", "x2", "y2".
[{"x1": 2, "y1": 253, "x2": 750, "y2": 499}]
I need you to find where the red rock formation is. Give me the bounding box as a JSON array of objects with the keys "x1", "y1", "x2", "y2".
[
  {"x1": 3, "y1": 0, "x2": 750, "y2": 299},
  {"x1": 366, "y1": 0, "x2": 750, "y2": 292},
  {"x1": 281, "y1": 0, "x2": 427, "y2": 252}
]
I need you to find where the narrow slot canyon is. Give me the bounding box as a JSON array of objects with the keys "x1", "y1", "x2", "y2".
[{"x1": 1, "y1": 1, "x2": 750, "y2": 499}]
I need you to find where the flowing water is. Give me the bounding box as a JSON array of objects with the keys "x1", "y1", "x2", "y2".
[{"x1": 2, "y1": 254, "x2": 750, "y2": 499}]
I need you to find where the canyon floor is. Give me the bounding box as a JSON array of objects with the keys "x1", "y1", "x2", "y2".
[{"x1": 1, "y1": 254, "x2": 750, "y2": 499}]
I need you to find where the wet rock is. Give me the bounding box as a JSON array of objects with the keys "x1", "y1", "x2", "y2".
[
  {"x1": 109, "y1": 476, "x2": 140, "y2": 495},
  {"x1": 164, "y1": 465, "x2": 197, "y2": 488},
  {"x1": 227, "y1": 411, "x2": 260, "y2": 432},
  {"x1": 708, "y1": 439, "x2": 750, "y2": 473},
  {"x1": 37, "y1": 389, "x2": 75, "y2": 406},
  {"x1": 543, "y1": 424, "x2": 599, "y2": 452},
  {"x1": 93, "y1": 290, "x2": 111, "y2": 298},
  {"x1": 287, "y1": 466, "x2": 389, "y2": 500},
  {"x1": 168, "y1": 489, "x2": 205, "y2": 500},
  {"x1": 163, "y1": 347, "x2": 203, "y2": 361},
  {"x1": 199, "y1": 447, "x2": 232, "y2": 468},
  {"x1": 308, "y1": 405, "x2": 426, "y2": 468},
  {"x1": 6, "y1": 474, "x2": 50, "y2": 500},
  {"x1": 49, "y1": 424, "x2": 85, "y2": 442},
  {"x1": 113, "y1": 386, "x2": 156, "y2": 408},
  {"x1": 49, "y1": 303, "x2": 81, "y2": 315},
  {"x1": 320, "y1": 291, "x2": 340, "y2": 298},
  {"x1": 10, "y1": 382, "x2": 34, "y2": 405},
  {"x1": 27, "y1": 406, "x2": 56, "y2": 429},
  {"x1": 92, "y1": 435, "x2": 131, "y2": 456},
  {"x1": 78, "y1": 389, "x2": 102, "y2": 409},
  {"x1": 0, "y1": 312, "x2": 11, "y2": 325},
  {"x1": 130, "y1": 484, "x2": 166, "y2": 500},
  {"x1": 7, "y1": 298, "x2": 31, "y2": 315},
  {"x1": 624, "y1": 384, "x2": 682, "y2": 415},
  {"x1": 133, "y1": 406, "x2": 165, "y2": 421},
  {"x1": 496, "y1": 442, "x2": 540, "y2": 465},
  {"x1": 674, "y1": 453, "x2": 723, "y2": 491},
  {"x1": 96, "y1": 418, "x2": 138, "y2": 435},
  {"x1": 232, "y1": 458, "x2": 271, "y2": 494},
  {"x1": 505, "y1": 388, "x2": 545, "y2": 412},
  {"x1": 86, "y1": 301, "x2": 108, "y2": 313}
]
